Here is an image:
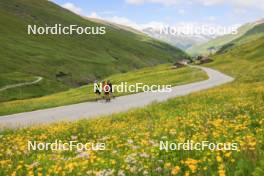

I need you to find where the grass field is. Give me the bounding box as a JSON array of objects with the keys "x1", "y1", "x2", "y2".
[
  {"x1": 0, "y1": 64, "x2": 207, "y2": 116},
  {"x1": 0, "y1": 39, "x2": 263, "y2": 175},
  {"x1": 0, "y1": 0, "x2": 186, "y2": 101}
]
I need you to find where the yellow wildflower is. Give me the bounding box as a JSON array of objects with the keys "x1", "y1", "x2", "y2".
[{"x1": 171, "y1": 166, "x2": 180, "y2": 175}]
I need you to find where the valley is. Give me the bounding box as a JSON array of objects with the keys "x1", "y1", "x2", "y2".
[{"x1": 0, "y1": 0, "x2": 263, "y2": 175}]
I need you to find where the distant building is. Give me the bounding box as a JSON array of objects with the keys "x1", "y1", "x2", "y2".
[
  {"x1": 172, "y1": 59, "x2": 189, "y2": 69},
  {"x1": 207, "y1": 47, "x2": 216, "y2": 55},
  {"x1": 193, "y1": 56, "x2": 213, "y2": 64},
  {"x1": 199, "y1": 57, "x2": 213, "y2": 64},
  {"x1": 179, "y1": 59, "x2": 190, "y2": 65}
]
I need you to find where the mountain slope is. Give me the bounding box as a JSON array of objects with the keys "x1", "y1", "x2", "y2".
[
  {"x1": 187, "y1": 20, "x2": 263, "y2": 55},
  {"x1": 142, "y1": 27, "x2": 214, "y2": 50},
  {"x1": 0, "y1": 0, "x2": 186, "y2": 101},
  {"x1": 217, "y1": 22, "x2": 264, "y2": 54}
]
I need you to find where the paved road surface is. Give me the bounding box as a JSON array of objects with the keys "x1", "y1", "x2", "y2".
[{"x1": 0, "y1": 66, "x2": 234, "y2": 130}]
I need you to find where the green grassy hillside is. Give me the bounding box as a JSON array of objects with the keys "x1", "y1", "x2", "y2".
[
  {"x1": 217, "y1": 23, "x2": 264, "y2": 54},
  {"x1": 0, "y1": 32, "x2": 263, "y2": 175},
  {"x1": 0, "y1": 0, "x2": 187, "y2": 101},
  {"x1": 187, "y1": 20, "x2": 263, "y2": 55}
]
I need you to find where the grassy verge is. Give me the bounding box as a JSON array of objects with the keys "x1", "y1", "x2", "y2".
[
  {"x1": 0, "y1": 38, "x2": 263, "y2": 175},
  {"x1": 0, "y1": 64, "x2": 207, "y2": 116}
]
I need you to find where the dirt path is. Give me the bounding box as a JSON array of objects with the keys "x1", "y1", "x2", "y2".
[{"x1": 0, "y1": 77, "x2": 43, "y2": 92}]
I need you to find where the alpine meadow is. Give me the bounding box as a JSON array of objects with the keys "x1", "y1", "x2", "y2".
[{"x1": 0, "y1": 0, "x2": 263, "y2": 176}]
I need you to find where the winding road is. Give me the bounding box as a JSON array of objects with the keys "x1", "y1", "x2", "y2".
[
  {"x1": 0, "y1": 76, "x2": 43, "y2": 92},
  {"x1": 0, "y1": 66, "x2": 234, "y2": 130}
]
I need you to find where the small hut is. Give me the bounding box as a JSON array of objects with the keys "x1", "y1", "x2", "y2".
[
  {"x1": 171, "y1": 59, "x2": 188, "y2": 69},
  {"x1": 199, "y1": 57, "x2": 213, "y2": 64}
]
